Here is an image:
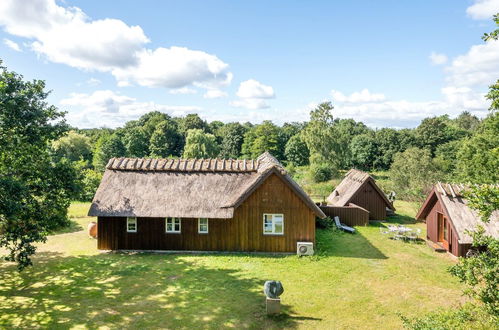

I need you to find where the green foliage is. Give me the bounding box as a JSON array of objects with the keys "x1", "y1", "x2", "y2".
[
  {"x1": 78, "y1": 169, "x2": 103, "y2": 202},
  {"x1": 482, "y1": 13, "x2": 499, "y2": 41},
  {"x1": 415, "y1": 116, "x2": 462, "y2": 156},
  {"x1": 389, "y1": 148, "x2": 443, "y2": 201},
  {"x1": 0, "y1": 61, "x2": 75, "y2": 269},
  {"x1": 464, "y1": 185, "x2": 499, "y2": 223},
  {"x1": 349, "y1": 133, "x2": 378, "y2": 170},
  {"x1": 123, "y1": 126, "x2": 149, "y2": 157},
  {"x1": 310, "y1": 163, "x2": 336, "y2": 183},
  {"x1": 178, "y1": 113, "x2": 208, "y2": 135},
  {"x1": 149, "y1": 120, "x2": 182, "y2": 158},
  {"x1": 92, "y1": 133, "x2": 126, "y2": 171},
  {"x1": 218, "y1": 122, "x2": 247, "y2": 159},
  {"x1": 183, "y1": 129, "x2": 219, "y2": 158},
  {"x1": 454, "y1": 111, "x2": 480, "y2": 131},
  {"x1": 52, "y1": 131, "x2": 93, "y2": 163},
  {"x1": 400, "y1": 303, "x2": 495, "y2": 330},
  {"x1": 332, "y1": 118, "x2": 370, "y2": 168},
  {"x1": 449, "y1": 228, "x2": 499, "y2": 317},
  {"x1": 302, "y1": 102, "x2": 339, "y2": 167},
  {"x1": 486, "y1": 80, "x2": 499, "y2": 111},
  {"x1": 284, "y1": 134, "x2": 309, "y2": 166},
  {"x1": 433, "y1": 140, "x2": 461, "y2": 177},
  {"x1": 316, "y1": 216, "x2": 335, "y2": 229},
  {"x1": 242, "y1": 120, "x2": 283, "y2": 159},
  {"x1": 456, "y1": 113, "x2": 499, "y2": 183}
]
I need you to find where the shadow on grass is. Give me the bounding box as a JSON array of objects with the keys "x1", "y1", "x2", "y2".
[
  {"x1": 386, "y1": 213, "x2": 417, "y2": 225},
  {"x1": 50, "y1": 219, "x2": 84, "y2": 235},
  {"x1": 0, "y1": 252, "x2": 315, "y2": 329},
  {"x1": 315, "y1": 229, "x2": 387, "y2": 259}
]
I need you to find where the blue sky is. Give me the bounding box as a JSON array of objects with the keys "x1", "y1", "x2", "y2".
[{"x1": 0, "y1": 0, "x2": 498, "y2": 128}]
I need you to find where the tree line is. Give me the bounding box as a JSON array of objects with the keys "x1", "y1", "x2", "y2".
[{"x1": 53, "y1": 101, "x2": 493, "y2": 202}]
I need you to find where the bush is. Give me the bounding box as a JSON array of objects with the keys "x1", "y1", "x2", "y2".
[
  {"x1": 79, "y1": 169, "x2": 102, "y2": 201},
  {"x1": 310, "y1": 163, "x2": 335, "y2": 183},
  {"x1": 316, "y1": 216, "x2": 334, "y2": 229}
]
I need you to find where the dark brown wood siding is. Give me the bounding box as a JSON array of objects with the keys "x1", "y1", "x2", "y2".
[
  {"x1": 97, "y1": 173, "x2": 315, "y2": 253},
  {"x1": 349, "y1": 181, "x2": 387, "y2": 220},
  {"x1": 319, "y1": 205, "x2": 369, "y2": 226},
  {"x1": 424, "y1": 196, "x2": 468, "y2": 257}
]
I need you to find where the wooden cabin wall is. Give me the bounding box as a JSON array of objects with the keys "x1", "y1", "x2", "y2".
[
  {"x1": 97, "y1": 173, "x2": 316, "y2": 253},
  {"x1": 424, "y1": 196, "x2": 466, "y2": 257},
  {"x1": 349, "y1": 181, "x2": 387, "y2": 220},
  {"x1": 319, "y1": 205, "x2": 369, "y2": 226}
]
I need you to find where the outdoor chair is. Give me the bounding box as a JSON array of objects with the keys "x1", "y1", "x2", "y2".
[{"x1": 334, "y1": 216, "x2": 355, "y2": 233}]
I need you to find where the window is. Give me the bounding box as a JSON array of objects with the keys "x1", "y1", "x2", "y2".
[
  {"x1": 166, "y1": 217, "x2": 181, "y2": 233},
  {"x1": 127, "y1": 217, "x2": 137, "y2": 233},
  {"x1": 263, "y1": 214, "x2": 284, "y2": 235},
  {"x1": 198, "y1": 218, "x2": 209, "y2": 234}
]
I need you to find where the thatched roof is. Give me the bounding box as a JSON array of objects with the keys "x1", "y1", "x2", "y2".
[
  {"x1": 416, "y1": 183, "x2": 498, "y2": 244},
  {"x1": 326, "y1": 169, "x2": 395, "y2": 210},
  {"x1": 88, "y1": 152, "x2": 325, "y2": 219}
]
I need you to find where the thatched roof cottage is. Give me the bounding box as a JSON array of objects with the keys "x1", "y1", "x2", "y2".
[
  {"x1": 416, "y1": 183, "x2": 498, "y2": 257},
  {"x1": 89, "y1": 152, "x2": 325, "y2": 253}
]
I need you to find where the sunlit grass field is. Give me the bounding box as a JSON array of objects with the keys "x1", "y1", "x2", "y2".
[{"x1": 0, "y1": 200, "x2": 469, "y2": 329}]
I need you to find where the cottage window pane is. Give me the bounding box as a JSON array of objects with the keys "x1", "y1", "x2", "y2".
[
  {"x1": 127, "y1": 217, "x2": 137, "y2": 233},
  {"x1": 199, "y1": 218, "x2": 209, "y2": 233},
  {"x1": 263, "y1": 214, "x2": 283, "y2": 235},
  {"x1": 166, "y1": 218, "x2": 181, "y2": 233}
]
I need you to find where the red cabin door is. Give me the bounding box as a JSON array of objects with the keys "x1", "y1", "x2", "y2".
[{"x1": 437, "y1": 213, "x2": 449, "y2": 250}]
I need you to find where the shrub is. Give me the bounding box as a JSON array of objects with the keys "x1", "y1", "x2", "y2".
[
  {"x1": 316, "y1": 216, "x2": 334, "y2": 229},
  {"x1": 79, "y1": 169, "x2": 102, "y2": 201},
  {"x1": 310, "y1": 163, "x2": 335, "y2": 183}
]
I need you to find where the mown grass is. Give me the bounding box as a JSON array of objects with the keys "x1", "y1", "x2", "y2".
[{"x1": 0, "y1": 201, "x2": 469, "y2": 329}]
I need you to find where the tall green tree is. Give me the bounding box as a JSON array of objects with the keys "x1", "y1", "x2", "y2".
[
  {"x1": 389, "y1": 147, "x2": 443, "y2": 201},
  {"x1": 456, "y1": 113, "x2": 499, "y2": 183},
  {"x1": 123, "y1": 126, "x2": 149, "y2": 157},
  {"x1": 241, "y1": 121, "x2": 283, "y2": 159},
  {"x1": 284, "y1": 134, "x2": 309, "y2": 166},
  {"x1": 149, "y1": 120, "x2": 182, "y2": 158},
  {"x1": 52, "y1": 130, "x2": 93, "y2": 163},
  {"x1": 93, "y1": 133, "x2": 126, "y2": 171},
  {"x1": 218, "y1": 122, "x2": 247, "y2": 159},
  {"x1": 349, "y1": 133, "x2": 378, "y2": 170},
  {"x1": 178, "y1": 113, "x2": 208, "y2": 135},
  {"x1": 183, "y1": 129, "x2": 219, "y2": 158},
  {"x1": 0, "y1": 61, "x2": 77, "y2": 269},
  {"x1": 302, "y1": 102, "x2": 339, "y2": 167}
]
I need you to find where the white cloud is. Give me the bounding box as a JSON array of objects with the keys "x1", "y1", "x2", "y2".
[
  {"x1": 86, "y1": 78, "x2": 101, "y2": 86},
  {"x1": 0, "y1": 0, "x2": 232, "y2": 91},
  {"x1": 230, "y1": 98, "x2": 270, "y2": 110},
  {"x1": 466, "y1": 0, "x2": 499, "y2": 20},
  {"x1": 3, "y1": 38, "x2": 21, "y2": 51},
  {"x1": 445, "y1": 39, "x2": 499, "y2": 87},
  {"x1": 203, "y1": 89, "x2": 228, "y2": 99},
  {"x1": 429, "y1": 52, "x2": 448, "y2": 65},
  {"x1": 331, "y1": 88, "x2": 386, "y2": 103},
  {"x1": 236, "y1": 79, "x2": 275, "y2": 99},
  {"x1": 169, "y1": 87, "x2": 197, "y2": 95},
  {"x1": 61, "y1": 90, "x2": 201, "y2": 128},
  {"x1": 231, "y1": 79, "x2": 275, "y2": 109},
  {"x1": 112, "y1": 47, "x2": 232, "y2": 89}
]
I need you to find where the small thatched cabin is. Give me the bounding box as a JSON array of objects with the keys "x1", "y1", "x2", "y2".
[
  {"x1": 321, "y1": 169, "x2": 395, "y2": 225},
  {"x1": 88, "y1": 152, "x2": 325, "y2": 253},
  {"x1": 416, "y1": 183, "x2": 498, "y2": 257}
]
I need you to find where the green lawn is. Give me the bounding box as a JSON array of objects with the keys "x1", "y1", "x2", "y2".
[{"x1": 0, "y1": 201, "x2": 467, "y2": 329}]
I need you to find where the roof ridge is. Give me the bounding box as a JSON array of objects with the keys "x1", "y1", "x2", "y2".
[{"x1": 105, "y1": 153, "x2": 284, "y2": 173}]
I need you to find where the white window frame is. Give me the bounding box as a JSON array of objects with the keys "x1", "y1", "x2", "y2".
[
  {"x1": 198, "y1": 218, "x2": 209, "y2": 234},
  {"x1": 165, "y1": 217, "x2": 181, "y2": 233},
  {"x1": 127, "y1": 217, "x2": 137, "y2": 233},
  {"x1": 263, "y1": 213, "x2": 284, "y2": 235}
]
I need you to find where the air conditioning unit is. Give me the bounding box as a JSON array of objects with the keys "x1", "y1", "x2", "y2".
[{"x1": 297, "y1": 242, "x2": 314, "y2": 256}]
